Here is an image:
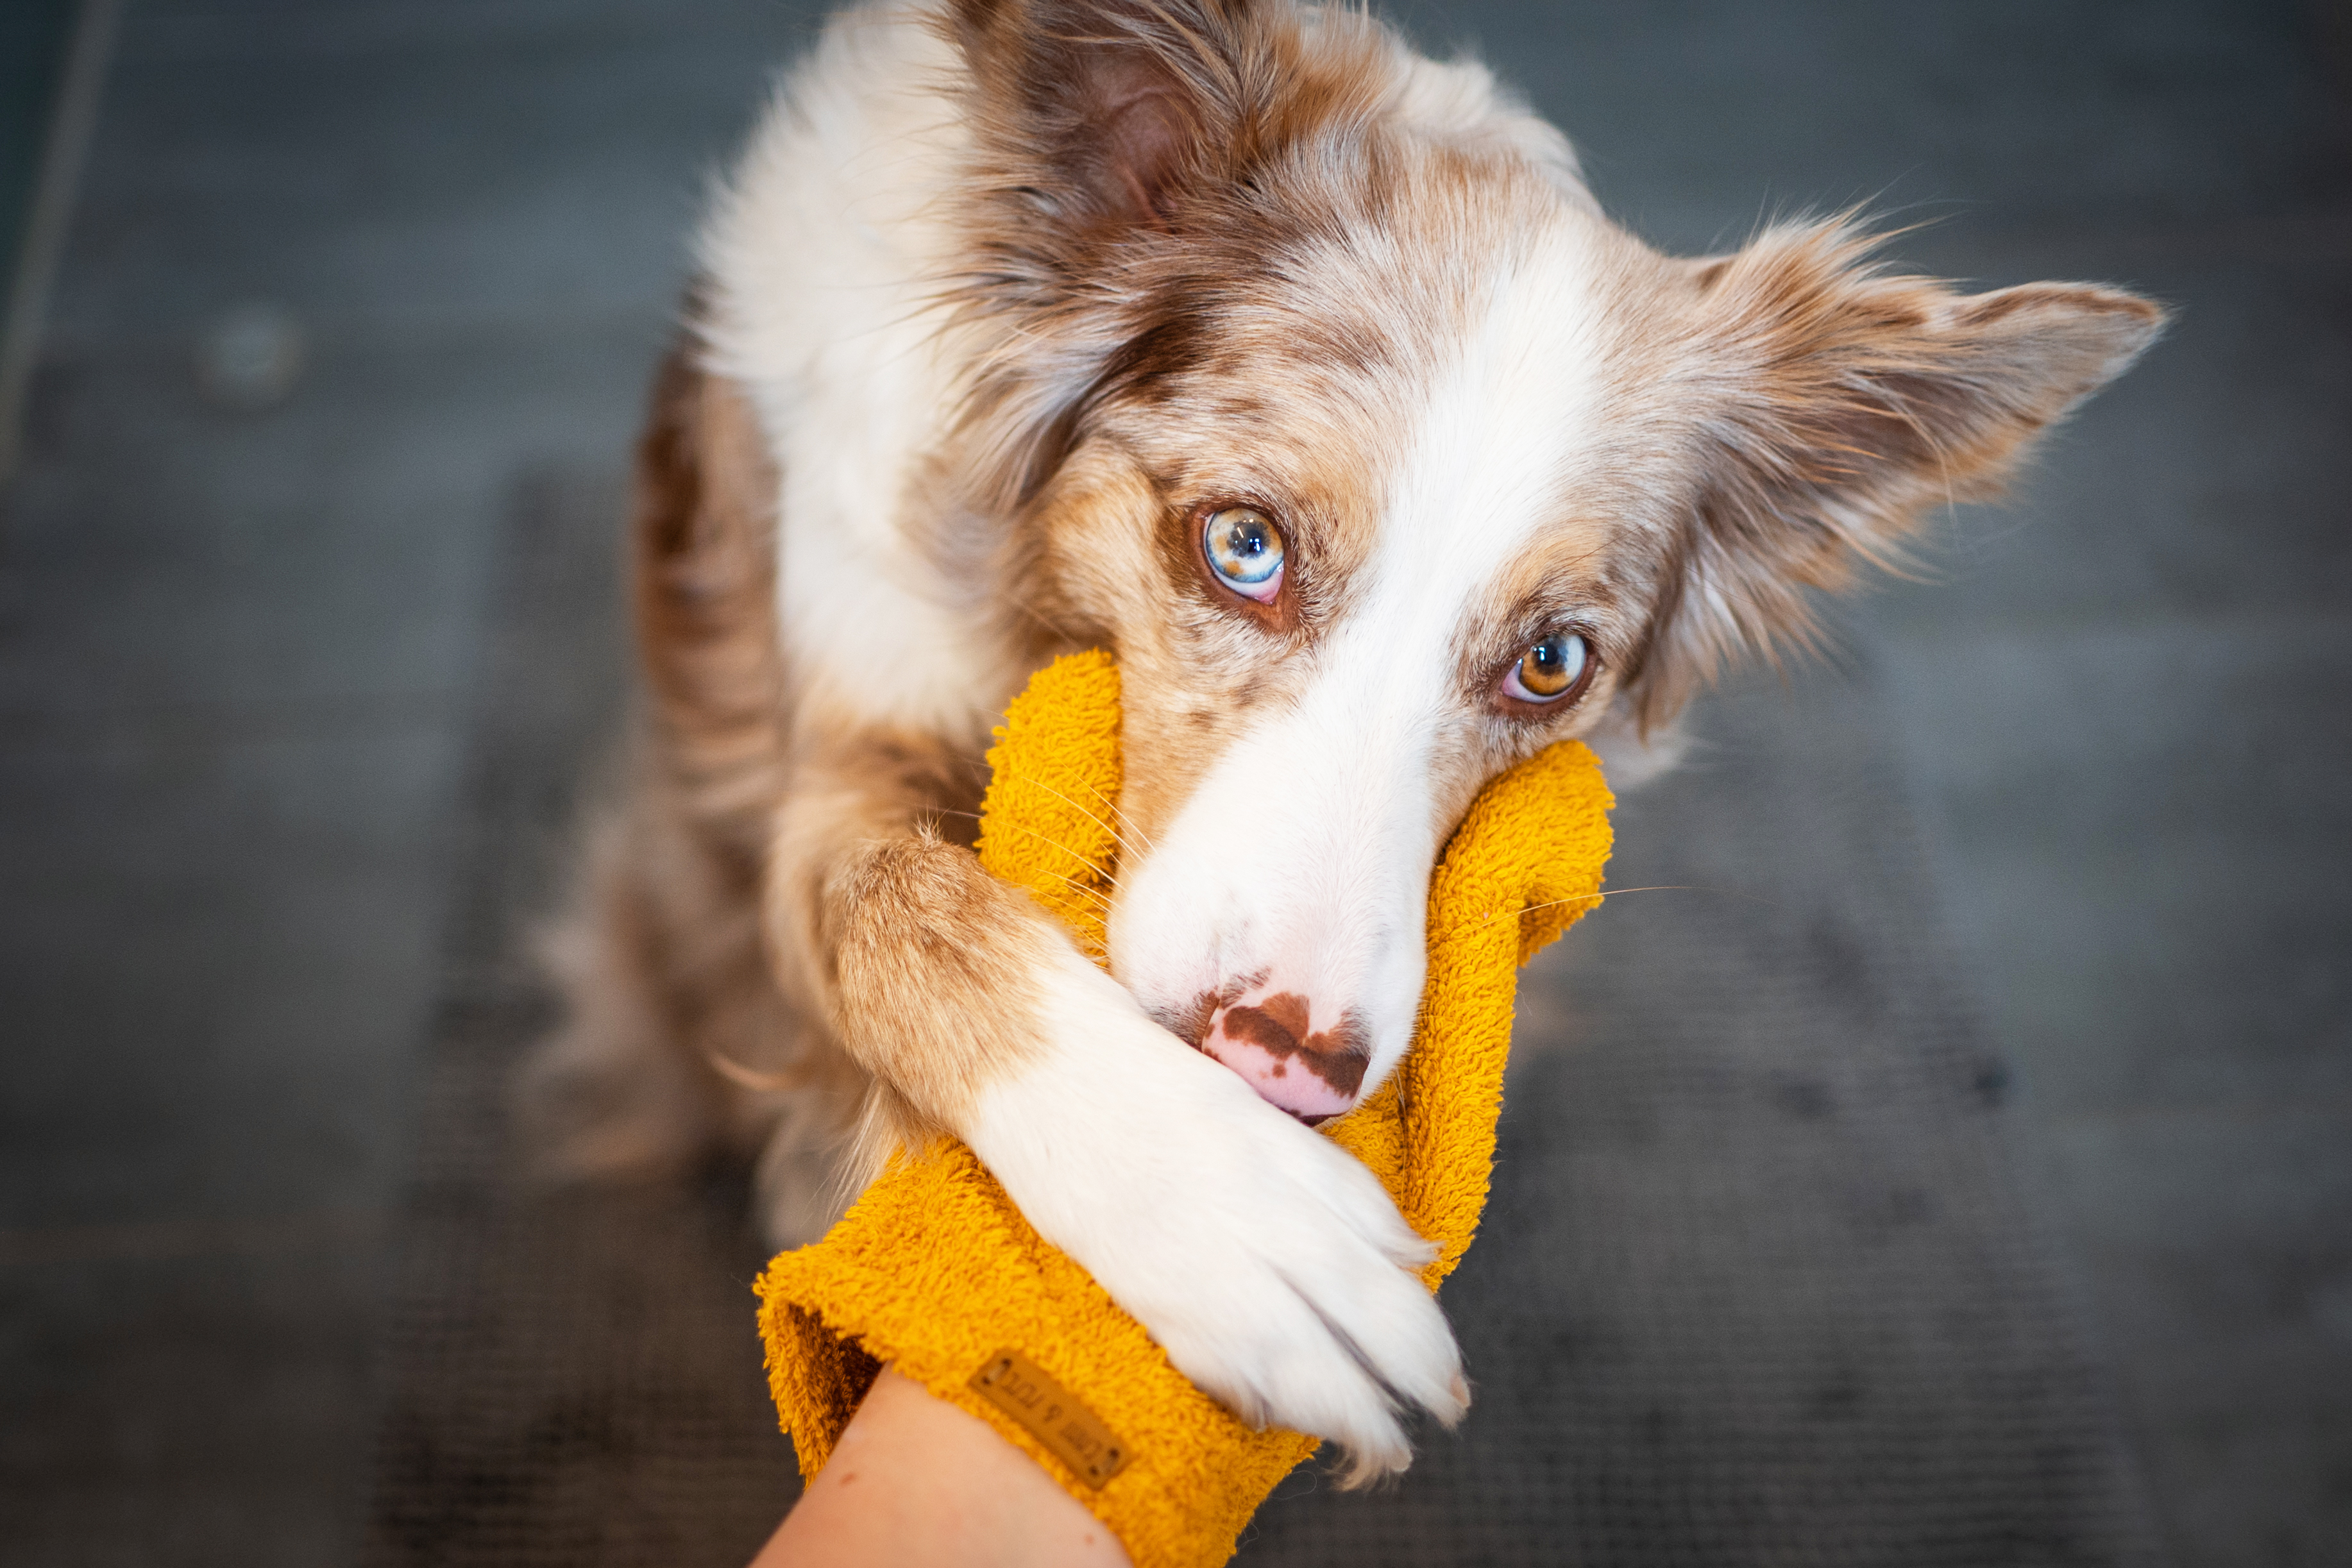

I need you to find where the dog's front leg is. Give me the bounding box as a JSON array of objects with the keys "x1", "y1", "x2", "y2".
[{"x1": 768, "y1": 740, "x2": 1468, "y2": 1480}]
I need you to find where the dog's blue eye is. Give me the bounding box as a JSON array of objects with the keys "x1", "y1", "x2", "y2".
[
  {"x1": 1203, "y1": 507, "x2": 1285, "y2": 603},
  {"x1": 1503, "y1": 633, "x2": 1589, "y2": 704}
]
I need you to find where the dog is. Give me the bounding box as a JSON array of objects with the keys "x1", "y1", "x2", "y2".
[{"x1": 523, "y1": 0, "x2": 2164, "y2": 1481}]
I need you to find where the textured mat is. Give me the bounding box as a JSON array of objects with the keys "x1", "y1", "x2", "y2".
[
  {"x1": 362, "y1": 471, "x2": 796, "y2": 1568},
  {"x1": 365, "y1": 471, "x2": 2162, "y2": 1567},
  {"x1": 1235, "y1": 674, "x2": 2165, "y2": 1568}
]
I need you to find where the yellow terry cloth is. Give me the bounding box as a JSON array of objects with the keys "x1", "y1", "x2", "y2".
[{"x1": 756, "y1": 649, "x2": 1614, "y2": 1568}]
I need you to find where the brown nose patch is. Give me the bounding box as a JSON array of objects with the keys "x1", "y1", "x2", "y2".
[{"x1": 1216, "y1": 993, "x2": 1370, "y2": 1099}]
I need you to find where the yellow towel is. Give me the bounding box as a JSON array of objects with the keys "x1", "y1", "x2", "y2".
[{"x1": 757, "y1": 650, "x2": 1614, "y2": 1567}]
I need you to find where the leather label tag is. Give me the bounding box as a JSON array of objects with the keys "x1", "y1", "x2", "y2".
[{"x1": 969, "y1": 1349, "x2": 1131, "y2": 1487}]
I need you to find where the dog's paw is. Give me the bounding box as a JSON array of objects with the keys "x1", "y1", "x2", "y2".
[{"x1": 964, "y1": 947, "x2": 1466, "y2": 1482}]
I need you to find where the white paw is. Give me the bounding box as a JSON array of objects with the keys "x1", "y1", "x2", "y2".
[{"x1": 964, "y1": 946, "x2": 1467, "y2": 1483}]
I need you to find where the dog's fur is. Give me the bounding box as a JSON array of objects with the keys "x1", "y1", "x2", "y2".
[{"x1": 525, "y1": 0, "x2": 2165, "y2": 1479}]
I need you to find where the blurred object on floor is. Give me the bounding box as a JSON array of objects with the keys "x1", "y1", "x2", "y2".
[{"x1": 195, "y1": 301, "x2": 307, "y2": 412}]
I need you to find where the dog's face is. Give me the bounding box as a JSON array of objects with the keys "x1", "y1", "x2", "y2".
[
  {"x1": 950, "y1": 0, "x2": 2163, "y2": 1118},
  {"x1": 1042, "y1": 167, "x2": 1673, "y2": 1120}
]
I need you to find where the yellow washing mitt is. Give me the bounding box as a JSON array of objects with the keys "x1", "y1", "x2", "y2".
[{"x1": 757, "y1": 649, "x2": 1614, "y2": 1568}]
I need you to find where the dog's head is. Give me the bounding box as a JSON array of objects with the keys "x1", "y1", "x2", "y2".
[{"x1": 945, "y1": 0, "x2": 2163, "y2": 1119}]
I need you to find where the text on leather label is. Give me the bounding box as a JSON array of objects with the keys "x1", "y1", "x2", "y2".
[{"x1": 969, "y1": 1349, "x2": 1132, "y2": 1487}]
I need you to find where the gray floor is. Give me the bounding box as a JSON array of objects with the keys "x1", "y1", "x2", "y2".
[
  {"x1": 0, "y1": 3, "x2": 76, "y2": 292},
  {"x1": 0, "y1": 2, "x2": 2344, "y2": 1564}
]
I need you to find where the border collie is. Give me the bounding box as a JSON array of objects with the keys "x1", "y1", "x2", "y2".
[{"x1": 527, "y1": 0, "x2": 2163, "y2": 1479}]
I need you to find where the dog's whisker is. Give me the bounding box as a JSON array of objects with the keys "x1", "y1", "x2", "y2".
[
  {"x1": 999, "y1": 770, "x2": 1147, "y2": 864},
  {"x1": 1028, "y1": 864, "x2": 1118, "y2": 913},
  {"x1": 989, "y1": 850, "x2": 1118, "y2": 916},
  {"x1": 704, "y1": 1050, "x2": 816, "y2": 1093},
  {"x1": 1466, "y1": 894, "x2": 1603, "y2": 932},
  {"x1": 1079, "y1": 778, "x2": 1156, "y2": 854},
  {"x1": 958, "y1": 751, "x2": 1155, "y2": 857},
  {"x1": 1466, "y1": 883, "x2": 1791, "y2": 932},
  {"x1": 931, "y1": 807, "x2": 1120, "y2": 890}
]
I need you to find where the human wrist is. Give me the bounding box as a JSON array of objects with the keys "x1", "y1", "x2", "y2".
[{"x1": 756, "y1": 1368, "x2": 1132, "y2": 1568}]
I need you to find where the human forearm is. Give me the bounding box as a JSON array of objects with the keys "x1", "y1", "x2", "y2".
[{"x1": 752, "y1": 1367, "x2": 1131, "y2": 1567}]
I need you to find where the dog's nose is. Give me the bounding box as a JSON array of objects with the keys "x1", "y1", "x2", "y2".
[{"x1": 1200, "y1": 993, "x2": 1370, "y2": 1125}]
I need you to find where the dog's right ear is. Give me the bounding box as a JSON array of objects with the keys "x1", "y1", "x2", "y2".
[{"x1": 945, "y1": 0, "x2": 1267, "y2": 240}]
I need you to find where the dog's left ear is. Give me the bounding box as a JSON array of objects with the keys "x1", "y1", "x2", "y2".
[
  {"x1": 944, "y1": 0, "x2": 1383, "y2": 505},
  {"x1": 945, "y1": 0, "x2": 1326, "y2": 242},
  {"x1": 1629, "y1": 221, "x2": 2168, "y2": 728}
]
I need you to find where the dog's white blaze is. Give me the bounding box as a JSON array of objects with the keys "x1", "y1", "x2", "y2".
[{"x1": 1113, "y1": 221, "x2": 1607, "y2": 1090}]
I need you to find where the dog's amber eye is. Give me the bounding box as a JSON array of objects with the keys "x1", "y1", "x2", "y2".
[
  {"x1": 1203, "y1": 507, "x2": 1285, "y2": 603},
  {"x1": 1503, "y1": 633, "x2": 1589, "y2": 704}
]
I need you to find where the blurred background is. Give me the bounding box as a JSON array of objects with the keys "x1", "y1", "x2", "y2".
[{"x1": 0, "y1": 1, "x2": 2344, "y2": 1564}]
